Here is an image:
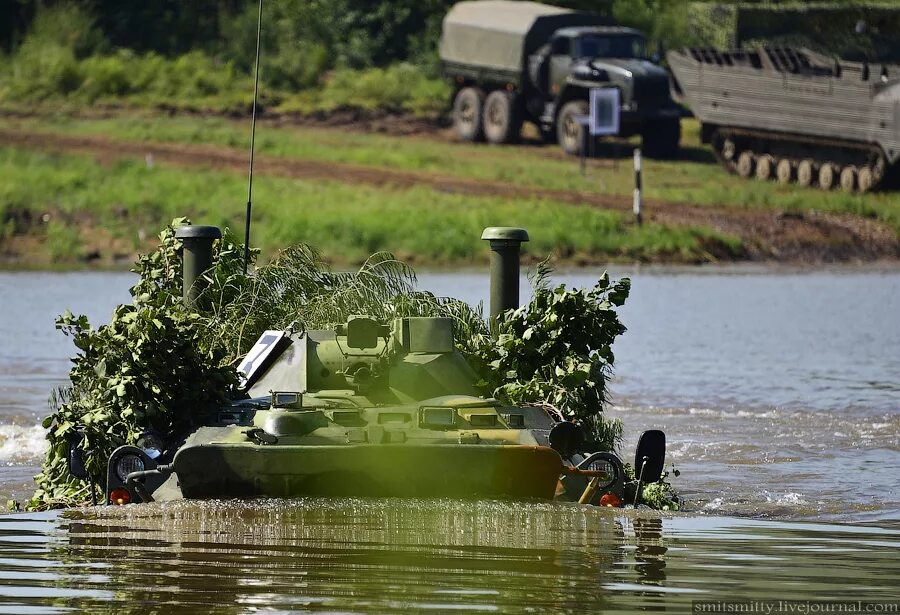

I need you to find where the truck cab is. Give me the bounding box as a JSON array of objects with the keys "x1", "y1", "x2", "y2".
[{"x1": 542, "y1": 27, "x2": 679, "y2": 155}]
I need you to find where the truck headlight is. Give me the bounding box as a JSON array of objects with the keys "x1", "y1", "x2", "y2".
[{"x1": 114, "y1": 453, "x2": 145, "y2": 481}]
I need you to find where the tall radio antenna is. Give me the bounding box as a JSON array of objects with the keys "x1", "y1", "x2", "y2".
[{"x1": 243, "y1": 0, "x2": 263, "y2": 274}]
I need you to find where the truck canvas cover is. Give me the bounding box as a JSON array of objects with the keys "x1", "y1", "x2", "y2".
[{"x1": 440, "y1": 0, "x2": 608, "y2": 74}]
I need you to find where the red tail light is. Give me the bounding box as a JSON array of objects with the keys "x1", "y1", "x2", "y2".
[
  {"x1": 109, "y1": 487, "x2": 131, "y2": 505},
  {"x1": 599, "y1": 492, "x2": 623, "y2": 508}
]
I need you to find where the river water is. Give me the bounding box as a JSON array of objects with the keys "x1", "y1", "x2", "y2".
[{"x1": 0, "y1": 267, "x2": 898, "y2": 611}]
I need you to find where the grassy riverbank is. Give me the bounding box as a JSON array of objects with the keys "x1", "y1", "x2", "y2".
[
  {"x1": 1, "y1": 112, "x2": 898, "y2": 268},
  {"x1": 6, "y1": 113, "x2": 900, "y2": 230},
  {"x1": 0, "y1": 145, "x2": 734, "y2": 267}
]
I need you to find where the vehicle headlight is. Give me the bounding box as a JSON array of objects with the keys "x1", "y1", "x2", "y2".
[
  {"x1": 114, "y1": 453, "x2": 145, "y2": 481},
  {"x1": 583, "y1": 456, "x2": 618, "y2": 489}
]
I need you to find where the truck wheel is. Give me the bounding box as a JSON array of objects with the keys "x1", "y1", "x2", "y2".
[
  {"x1": 483, "y1": 90, "x2": 522, "y2": 144},
  {"x1": 643, "y1": 120, "x2": 680, "y2": 159},
  {"x1": 557, "y1": 100, "x2": 589, "y2": 156},
  {"x1": 453, "y1": 87, "x2": 485, "y2": 142}
]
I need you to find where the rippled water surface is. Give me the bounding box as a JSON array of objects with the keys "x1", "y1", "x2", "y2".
[
  {"x1": 1, "y1": 500, "x2": 898, "y2": 613},
  {"x1": 0, "y1": 268, "x2": 898, "y2": 611}
]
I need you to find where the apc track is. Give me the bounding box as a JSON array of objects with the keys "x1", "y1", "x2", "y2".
[{"x1": 668, "y1": 46, "x2": 900, "y2": 192}]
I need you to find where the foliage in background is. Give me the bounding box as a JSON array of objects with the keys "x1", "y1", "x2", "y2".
[
  {"x1": 2, "y1": 2, "x2": 896, "y2": 113},
  {"x1": 32, "y1": 220, "x2": 633, "y2": 509}
]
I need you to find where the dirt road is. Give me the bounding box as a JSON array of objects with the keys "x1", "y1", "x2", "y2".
[{"x1": 2, "y1": 127, "x2": 897, "y2": 263}]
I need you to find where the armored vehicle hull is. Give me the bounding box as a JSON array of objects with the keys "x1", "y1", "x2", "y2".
[
  {"x1": 74, "y1": 226, "x2": 666, "y2": 509},
  {"x1": 668, "y1": 46, "x2": 900, "y2": 192}
]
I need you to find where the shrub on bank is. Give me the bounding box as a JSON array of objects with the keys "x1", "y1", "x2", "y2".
[
  {"x1": 1, "y1": 46, "x2": 252, "y2": 109},
  {"x1": 0, "y1": 3, "x2": 448, "y2": 115},
  {"x1": 0, "y1": 46, "x2": 447, "y2": 115},
  {"x1": 282, "y1": 63, "x2": 449, "y2": 114}
]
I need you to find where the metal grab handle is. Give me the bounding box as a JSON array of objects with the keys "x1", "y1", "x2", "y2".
[
  {"x1": 125, "y1": 464, "x2": 173, "y2": 504},
  {"x1": 633, "y1": 455, "x2": 649, "y2": 507}
]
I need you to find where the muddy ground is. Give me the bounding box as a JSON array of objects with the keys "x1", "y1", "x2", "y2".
[{"x1": 1, "y1": 120, "x2": 898, "y2": 266}]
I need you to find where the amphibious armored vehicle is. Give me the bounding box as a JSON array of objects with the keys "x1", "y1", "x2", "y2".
[
  {"x1": 440, "y1": 0, "x2": 681, "y2": 157},
  {"x1": 668, "y1": 46, "x2": 900, "y2": 192},
  {"x1": 68, "y1": 226, "x2": 666, "y2": 507}
]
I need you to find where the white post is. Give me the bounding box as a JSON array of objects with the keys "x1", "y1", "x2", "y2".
[{"x1": 633, "y1": 148, "x2": 643, "y2": 226}]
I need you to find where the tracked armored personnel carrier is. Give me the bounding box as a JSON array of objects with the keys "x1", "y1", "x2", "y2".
[
  {"x1": 668, "y1": 46, "x2": 900, "y2": 192},
  {"x1": 67, "y1": 226, "x2": 666, "y2": 507},
  {"x1": 440, "y1": 1, "x2": 681, "y2": 157}
]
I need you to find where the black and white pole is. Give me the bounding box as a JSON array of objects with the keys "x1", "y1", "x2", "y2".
[{"x1": 633, "y1": 147, "x2": 643, "y2": 226}]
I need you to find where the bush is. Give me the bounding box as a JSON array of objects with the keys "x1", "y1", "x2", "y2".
[
  {"x1": 6, "y1": 40, "x2": 81, "y2": 99},
  {"x1": 318, "y1": 64, "x2": 449, "y2": 113},
  {"x1": 79, "y1": 53, "x2": 133, "y2": 101}
]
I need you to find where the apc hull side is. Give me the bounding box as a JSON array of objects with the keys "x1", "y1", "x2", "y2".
[
  {"x1": 669, "y1": 48, "x2": 900, "y2": 190},
  {"x1": 169, "y1": 443, "x2": 564, "y2": 500},
  {"x1": 668, "y1": 52, "x2": 900, "y2": 161}
]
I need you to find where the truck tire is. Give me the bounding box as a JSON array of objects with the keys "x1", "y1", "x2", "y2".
[
  {"x1": 557, "y1": 100, "x2": 589, "y2": 155},
  {"x1": 642, "y1": 120, "x2": 680, "y2": 159},
  {"x1": 453, "y1": 87, "x2": 485, "y2": 142},
  {"x1": 483, "y1": 90, "x2": 522, "y2": 144}
]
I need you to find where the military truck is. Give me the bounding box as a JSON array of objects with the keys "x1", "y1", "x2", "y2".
[
  {"x1": 439, "y1": 0, "x2": 681, "y2": 157},
  {"x1": 668, "y1": 46, "x2": 900, "y2": 192},
  {"x1": 67, "y1": 226, "x2": 667, "y2": 506}
]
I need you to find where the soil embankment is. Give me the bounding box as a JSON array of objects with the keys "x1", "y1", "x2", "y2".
[{"x1": 1, "y1": 126, "x2": 898, "y2": 265}]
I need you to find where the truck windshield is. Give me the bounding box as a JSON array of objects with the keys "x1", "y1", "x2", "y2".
[{"x1": 573, "y1": 35, "x2": 646, "y2": 60}]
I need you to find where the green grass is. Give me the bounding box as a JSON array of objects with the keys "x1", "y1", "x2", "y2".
[
  {"x1": 6, "y1": 114, "x2": 898, "y2": 233},
  {"x1": 0, "y1": 146, "x2": 737, "y2": 265}
]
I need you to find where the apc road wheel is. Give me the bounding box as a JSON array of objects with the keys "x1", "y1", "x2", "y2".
[
  {"x1": 858, "y1": 166, "x2": 875, "y2": 193},
  {"x1": 776, "y1": 159, "x2": 794, "y2": 184},
  {"x1": 736, "y1": 152, "x2": 756, "y2": 178},
  {"x1": 797, "y1": 159, "x2": 815, "y2": 187},
  {"x1": 755, "y1": 155, "x2": 775, "y2": 181},
  {"x1": 557, "y1": 99, "x2": 589, "y2": 156},
  {"x1": 839, "y1": 166, "x2": 857, "y2": 193},
  {"x1": 483, "y1": 90, "x2": 522, "y2": 144},
  {"x1": 722, "y1": 138, "x2": 737, "y2": 162},
  {"x1": 818, "y1": 163, "x2": 837, "y2": 190},
  {"x1": 452, "y1": 87, "x2": 485, "y2": 142}
]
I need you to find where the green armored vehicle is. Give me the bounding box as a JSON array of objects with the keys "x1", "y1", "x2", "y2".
[
  {"x1": 67, "y1": 227, "x2": 666, "y2": 506},
  {"x1": 668, "y1": 46, "x2": 900, "y2": 192},
  {"x1": 440, "y1": 0, "x2": 681, "y2": 157}
]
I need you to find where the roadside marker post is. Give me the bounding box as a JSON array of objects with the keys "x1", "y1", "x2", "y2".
[
  {"x1": 633, "y1": 148, "x2": 643, "y2": 226},
  {"x1": 575, "y1": 114, "x2": 590, "y2": 175}
]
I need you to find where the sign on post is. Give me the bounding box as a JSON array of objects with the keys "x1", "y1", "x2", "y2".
[{"x1": 589, "y1": 87, "x2": 620, "y2": 137}]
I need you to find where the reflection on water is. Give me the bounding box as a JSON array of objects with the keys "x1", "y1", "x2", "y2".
[{"x1": 0, "y1": 499, "x2": 898, "y2": 613}]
